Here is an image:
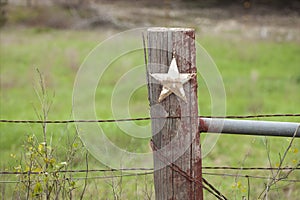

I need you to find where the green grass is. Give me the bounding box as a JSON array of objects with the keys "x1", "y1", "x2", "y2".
[{"x1": 0, "y1": 27, "x2": 299, "y2": 199}]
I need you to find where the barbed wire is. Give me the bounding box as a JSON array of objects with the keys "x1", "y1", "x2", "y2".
[
  {"x1": 0, "y1": 172, "x2": 153, "y2": 184},
  {"x1": 1, "y1": 113, "x2": 299, "y2": 196},
  {"x1": 0, "y1": 168, "x2": 153, "y2": 175},
  {"x1": 203, "y1": 166, "x2": 300, "y2": 170},
  {"x1": 1, "y1": 171, "x2": 299, "y2": 184},
  {"x1": 0, "y1": 113, "x2": 299, "y2": 124},
  {"x1": 203, "y1": 172, "x2": 300, "y2": 183},
  {"x1": 0, "y1": 166, "x2": 299, "y2": 175}
]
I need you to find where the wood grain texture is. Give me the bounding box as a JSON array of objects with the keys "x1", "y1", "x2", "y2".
[{"x1": 147, "y1": 27, "x2": 203, "y2": 200}]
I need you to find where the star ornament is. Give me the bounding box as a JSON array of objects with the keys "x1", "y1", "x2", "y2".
[{"x1": 150, "y1": 57, "x2": 196, "y2": 103}]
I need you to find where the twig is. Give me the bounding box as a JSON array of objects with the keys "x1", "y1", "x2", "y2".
[
  {"x1": 258, "y1": 125, "x2": 300, "y2": 199},
  {"x1": 142, "y1": 174, "x2": 153, "y2": 200},
  {"x1": 80, "y1": 152, "x2": 88, "y2": 200},
  {"x1": 234, "y1": 141, "x2": 252, "y2": 198},
  {"x1": 36, "y1": 69, "x2": 51, "y2": 199},
  {"x1": 246, "y1": 175, "x2": 250, "y2": 200},
  {"x1": 26, "y1": 156, "x2": 33, "y2": 200},
  {"x1": 264, "y1": 137, "x2": 275, "y2": 178}
]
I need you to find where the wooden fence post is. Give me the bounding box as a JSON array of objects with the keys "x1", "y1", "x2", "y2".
[{"x1": 146, "y1": 28, "x2": 203, "y2": 199}]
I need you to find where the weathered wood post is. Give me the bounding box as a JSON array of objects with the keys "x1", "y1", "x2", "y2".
[{"x1": 146, "y1": 28, "x2": 203, "y2": 199}]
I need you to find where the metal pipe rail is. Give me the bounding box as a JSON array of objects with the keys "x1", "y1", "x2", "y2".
[{"x1": 199, "y1": 118, "x2": 300, "y2": 137}]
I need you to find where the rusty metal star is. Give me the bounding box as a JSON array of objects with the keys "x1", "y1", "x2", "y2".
[{"x1": 150, "y1": 57, "x2": 195, "y2": 103}]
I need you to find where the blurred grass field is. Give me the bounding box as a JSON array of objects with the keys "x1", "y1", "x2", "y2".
[{"x1": 0, "y1": 27, "x2": 300, "y2": 199}]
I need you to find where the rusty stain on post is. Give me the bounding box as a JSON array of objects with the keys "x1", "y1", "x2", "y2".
[{"x1": 146, "y1": 27, "x2": 203, "y2": 200}]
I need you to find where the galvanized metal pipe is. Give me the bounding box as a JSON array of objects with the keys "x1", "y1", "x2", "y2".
[{"x1": 199, "y1": 118, "x2": 300, "y2": 137}]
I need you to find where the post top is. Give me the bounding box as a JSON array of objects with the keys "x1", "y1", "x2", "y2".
[{"x1": 147, "y1": 27, "x2": 194, "y2": 32}]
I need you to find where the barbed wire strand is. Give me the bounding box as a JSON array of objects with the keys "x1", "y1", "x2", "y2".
[
  {"x1": 1, "y1": 113, "x2": 299, "y2": 195},
  {"x1": 203, "y1": 166, "x2": 300, "y2": 170},
  {"x1": 1, "y1": 171, "x2": 299, "y2": 184},
  {"x1": 0, "y1": 113, "x2": 299, "y2": 124},
  {"x1": 0, "y1": 172, "x2": 153, "y2": 184},
  {"x1": 0, "y1": 168, "x2": 153, "y2": 175},
  {"x1": 0, "y1": 166, "x2": 299, "y2": 175},
  {"x1": 203, "y1": 172, "x2": 300, "y2": 183}
]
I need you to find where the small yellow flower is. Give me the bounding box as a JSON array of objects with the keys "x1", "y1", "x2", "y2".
[
  {"x1": 33, "y1": 182, "x2": 42, "y2": 194},
  {"x1": 27, "y1": 136, "x2": 33, "y2": 143},
  {"x1": 43, "y1": 158, "x2": 56, "y2": 165},
  {"x1": 293, "y1": 148, "x2": 298, "y2": 154},
  {"x1": 49, "y1": 158, "x2": 56, "y2": 165},
  {"x1": 25, "y1": 166, "x2": 30, "y2": 172},
  {"x1": 237, "y1": 181, "x2": 242, "y2": 189},
  {"x1": 241, "y1": 186, "x2": 247, "y2": 193},
  {"x1": 14, "y1": 165, "x2": 21, "y2": 172},
  {"x1": 38, "y1": 143, "x2": 44, "y2": 153},
  {"x1": 73, "y1": 143, "x2": 78, "y2": 148},
  {"x1": 232, "y1": 181, "x2": 242, "y2": 189},
  {"x1": 292, "y1": 159, "x2": 297, "y2": 164},
  {"x1": 33, "y1": 167, "x2": 42, "y2": 173}
]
